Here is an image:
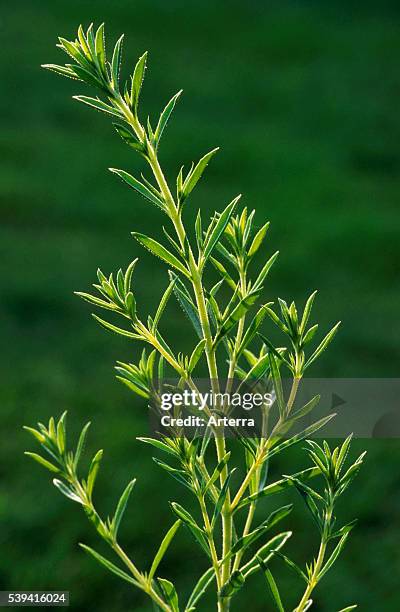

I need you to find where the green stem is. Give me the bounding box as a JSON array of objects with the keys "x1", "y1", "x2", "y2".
[
  {"x1": 197, "y1": 489, "x2": 222, "y2": 590},
  {"x1": 144, "y1": 141, "x2": 233, "y2": 607},
  {"x1": 231, "y1": 375, "x2": 302, "y2": 521},
  {"x1": 71, "y1": 476, "x2": 171, "y2": 612},
  {"x1": 295, "y1": 505, "x2": 333, "y2": 612},
  {"x1": 232, "y1": 499, "x2": 256, "y2": 572},
  {"x1": 114, "y1": 543, "x2": 171, "y2": 612},
  {"x1": 286, "y1": 376, "x2": 301, "y2": 416},
  {"x1": 225, "y1": 265, "x2": 246, "y2": 395},
  {"x1": 191, "y1": 266, "x2": 232, "y2": 599},
  {"x1": 231, "y1": 449, "x2": 265, "y2": 511},
  {"x1": 295, "y1": 538, "x2": 327, "y2": 612}
]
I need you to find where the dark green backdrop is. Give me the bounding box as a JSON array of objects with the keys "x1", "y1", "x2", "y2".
[{"x1": 1, "y1": 1, "x2": 399, "y2": 610}]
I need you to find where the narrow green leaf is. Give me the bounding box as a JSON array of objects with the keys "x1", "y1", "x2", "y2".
[
  {"x1": 300, "y1": 290, "x2": 317, "y2": 335},
  {"x1": 188, "y1": 339, "x2": 206, "y2": 373},
  {"x1": 269, "y1": 354, "x2": 285, "y2": 418},
  {"x1": 253, "y1": 251, "x2": 279, "y2": 290},
  {"x1": 116, "y1": 372, "x2": 149, "y2": 398},
  {"x1": 237, "y1": 304, "x2": 271, "y2": 356},
  {"x1": 231, "y1": 505, "x2": 292, "y2": 557},
  {"x1": 337, "y1": 606, "x2": 357, "y2": 612},
  {"x1": 304, "y1": 322, "x2": 341, "y2": 370},
  {"x1": 74, "y1": 422, "x2": 91, "y2": 469},
  {"x1": 149, "y1": 520, "x2": 181, "y2": 580},
  {"x1": 248, "y1": 222, "x2": 270, "y2": 258},
  {"x1": 318, "y1": 533, "x2": 350, "y2": 580},
  {"x1": 85, "y1": 24, "x2": 96, "y2": 58},
  {"x1": 42, "y1": 64, "x2": 78, "y2": 79},
  {"x1": 330, "y1": 519, "x2": 357, "y2": 540},
  {"x1": 237, "y1": 467, "x2": 320, "y2": 510},
  {"x1": 23, "y1": 426, "x2": 45, "y2": 444},
  {"x1": 73, "y1": 96, "x2": 121, "y2": 117},
  {"x1": 185, "y1": 567, "x2": 214, "y2": 611},
  {"x1": 181, "y1": 148, "x2": 219, "y2": 201},
  {"x1": 215, "y1": 241, "x2": 236, "y2": 266},
  {"x1": 287, "y1": 477, "x2": 322, "y2": 527},
  {"x1": 53, "y1": 479, "x2": 83, "y2": 504},
  {"x1": 170, "y1": 502, "x2": 210, "y2": 557},
  {"x1": 195, "y1": 209, "x2": 203, "y2": 251},
  {"x1": 75, "y1": 292, "x2": 116, "y2": 311},
  {"x1": 113, "y1": 123, "x2": 144, "y2": 151},
  {"x1": 258, "y1": 334, "x2": 290, "y2": 367},
  {"x1": 155, "y1": 90, "x2": 182, "y2": 146},
  {"x1": 241, "y1": 532, "x2": 292, "y2": 578},
  {"x1": 147, "y1": 116, "x2": 155, "y2": 143},
  {"x1": 291, "y1": 395, "x2": 320, "y2": 421},
  {"x1": 209, "y1": 257, "x2": 236, "y2": 291},
  {"x1": 169, "y1": 272, "x2": 202, "y2": 337},
  {"x1": 111, "y1": 34, "x2": 124, "y2": 87},
  {"x1": 302, "y1": 325, "x2": 319, "y2": 346},
  {"x1": 125, "y1": 292, "x2": 137, "y2": 319},
  {"x1": 214, "y1": 289, "x2": 260, "y2": 347},
  {"x1": 152, "y1": 278, "x2": 176, "y2": 331},
  {"x1": 153, "y1": 459, "x2": 191, "y2": 490},
  {"x1": 267, "y1": 414, "x2": 336, "y2": 460},
  {"x1": 131, "y1": 51, "x2": 147, "y2": 111},
  {"x1": 70, "y1": 64, "x2": 103, "y2": 88},
  {"x1": 263, "y1": 305, "x2": 288, "y2": 334},
  {"x1": 87, "y1": 449, "x2": 103, "y2": 499},
  {"x1": 57, "y1": 37, "x2": 84, "y2": 62},
  {"x1": 137, "y1": 437, "x2": 177, "y2": 457},
  {"x1": 238, "y1": 354, "x2": 270, "y2": 391},
  {"x1": 274, "y1": 551, "x2": 308, "y2": 582},
  {"x1": 338, "y1": 451, "x2": 366, "y2": 491},
  {"x1": 259, "y1": 565, "x2": 284, "y2": 612},
  {"x1": 94, "y1": 23, "x2": 106, "y2": 71},
  {"x1": 335, "y1": 434, "x2": 353, "y2": 477},
  {"x1": 24, "y1": 452, "x2": 60, "y2": 473},
  {"x1": 212, "y1": 470, "x2": 233, "y2": 527},
  {"x1": 132, "y1": 233, "x2": 190, "y2": 278},
  {"x1": 109, "y1": 168, "x2": 165, "y2": 210},
  {"x1": 92, "y1": 314, "x2": 140, "y2": 339},
  {"x1": 79, "y1": 544, "x2": 139, "y2": 587},
  {"x1": 210, "y1": 279, "x2": 224, "y2": 298},
  {"x1": 112, "y1": 479, "x2": 136, "y2": 539},
  {"x1": 56, "y1": 412, "x2": 66, "y2": 455},
  {"x1": 162, "y1": 226, "x2": 183, "y2": 256},
  {"x1": 77, "y1": 24, "x2": 90, "y2": 57},
  {"x1": 204, "y1": 452, "x2": 231, "y2": 494},
  {"x1": 157, "y1": 578, "x2": 179, "y2": 612},
  {"x1": 203, "y1": 196, "x2": 240, "y2": 262},
  {"x1": 123, "y1": 259, "x2": 138, "y2": 294},
  {"x1": 48, "y1": 417, "x2": 56, "y2": 441}
]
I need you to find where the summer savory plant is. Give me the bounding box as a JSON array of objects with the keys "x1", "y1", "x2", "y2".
[{"x1": 25, "y1": 24, "x2": 365, "y2": 612}]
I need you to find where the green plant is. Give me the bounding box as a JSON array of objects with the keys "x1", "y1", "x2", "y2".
[{"x1": 25, "y1": 23, "x2": 365, "y2": 612}]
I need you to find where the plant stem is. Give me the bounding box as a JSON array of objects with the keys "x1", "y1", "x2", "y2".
[
  {"x1": 114, "y1": 543, "x2": 171, "y2": 612},
  {"x1": 230, "y1": 449, "x2": 265, "y2": 511},
  {"x1": 71, "y1": 474, "x2": 172, "y2": 611},
  {"x1": 286, "y1": 376, "x2": 301, "y2": 416},
  {"x1": 295, "y1": 504, "x2": 332, "y2": 612},
  {"x1": 197, "y1": 491, "x2": 222, "y2": 590},
  {"x1": 295, "y1": 538, "x2": 327, "y2": 612},
  {"x1": 145, "y1": 140, "x2": 233, "y2": 607},
  {"x1": 190, "y1": 266, "x2": 232, "y2": 599}
]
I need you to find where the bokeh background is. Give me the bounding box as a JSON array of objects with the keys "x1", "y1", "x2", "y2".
[{"x1": 1, "y1": 1, "x2": 399, "y2": 610}]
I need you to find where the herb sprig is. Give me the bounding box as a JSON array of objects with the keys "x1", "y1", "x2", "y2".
[{"x1": 25, "y1": 23, "x2": 365, "y2": 612}]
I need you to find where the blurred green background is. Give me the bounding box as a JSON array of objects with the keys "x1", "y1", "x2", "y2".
[{"x1": 1, "y1": 0, "x2": 399, "y2": 610}]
